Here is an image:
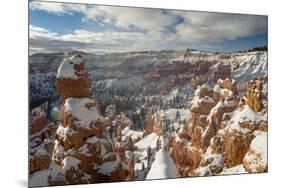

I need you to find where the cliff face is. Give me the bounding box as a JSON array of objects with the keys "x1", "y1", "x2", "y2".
[{"x1": 170, "y1": 78, "x2": 267, "y2": 176}]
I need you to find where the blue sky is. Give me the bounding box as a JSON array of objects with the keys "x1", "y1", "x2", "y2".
[{"x1": 29, "y1": 1, "x2": 268, "y2": 54}]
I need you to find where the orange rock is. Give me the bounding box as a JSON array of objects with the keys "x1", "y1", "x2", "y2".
[
  {"x1": 29, "y1": 111, "x2": 51, "y2": 134},
  {"x1": 170, "y1": 141, "x2": 203, "y2": 177},
  {"x1": 30, "y1": 147, "x2": 51, "y2": 174},
  {"x1": 48, "y1": 55, "x2": 129, "y2": 185},
  {"x1": 56, "y1": 55, "x2": 92, "y2": 100},
  {"x1": 246, "y1": 78, "x2": 266, "y2": 112},
  {"x1": 223, "y1": 131, "x2": 254, "y2": 167},
  {"x1": 143, "y1": 106, "x2": 157, "y2": 137}
]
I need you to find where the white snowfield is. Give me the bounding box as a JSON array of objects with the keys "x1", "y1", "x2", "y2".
[
  {"x1": 225, "y1": 105, "x2": 267, "y2": 134},
  {"x1": 135, "y1": 132, "x2": 159, "y2": 150},
  {"x1": 146, "y1": 148, "x2": 180, "y2": 179},
  {"x1": 243, "y1": 131, "x2": 267, "y2": 172},
  {"x1": 64, "y1": 98, "x2": 105, "y2": 129},
  {"x1": 227, "y1": 51, "x2": 267, "y2": 82},
  {"x1": 220, "y1": 164, "x2": 247, "y2": 175},
  {"x1": 57, "y1": 55, "x2": 84, "y2": 79},
  {"x1": 121, "y1": 126, "x2": 143, "y2": 142}
]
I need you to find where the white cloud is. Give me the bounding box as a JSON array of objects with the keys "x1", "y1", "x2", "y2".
[
  {"x1": 29, "y1": 2, "x2": 267, "y2": 54},
  {"x1": 30, "y1": 1, "x2": 178, "y2": 31},
  {"x1": 30, "y1": 1, "x2": 87, "y2": 15},
  {"x1": 175, "y1": 11, "x2": 267, "y2": 42},
  {"x1": 82, "y1": 6, "x2": 177, "y2": 31},
  {"x1": 29, "y1": 25, "x2": 189, "y2": 54},
  {"x1": 29, "y1": 25, "x2": 59, "y2": 40}
]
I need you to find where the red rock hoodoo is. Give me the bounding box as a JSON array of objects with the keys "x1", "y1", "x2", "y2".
[
  {"x1": 48, "y1": 55, "x2": 130, "y2": 185},
  {"x1": 170, "y1": 78, "x2": 267, "y2": 176},
  {"x1": 56, "y1": 55, "x2": 92, "y2": 99}
]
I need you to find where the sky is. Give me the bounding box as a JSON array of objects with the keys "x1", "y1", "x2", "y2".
[{"x1": 29, "y1": 1, "x2": 268, "y2": 54}]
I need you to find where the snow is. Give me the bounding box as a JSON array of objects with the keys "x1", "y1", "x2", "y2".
[
  {"x1": 125, "y1": 151, "x2": 134, "y2": 161},
  {"x1": 135, "y1": 132, "x2": 159, "y2": 150},
  {"x1": 56, "y1": 124, "x2": 76, "y2": 142},
  {"x1": 213, "y1": 84, "x2": 233, "y2": 98},
  {"x1": 64, "y1": 98, "x2": 104, "y2": 129},
  {"x1": 121, "y1": 126, "x2": 143, "y2": 141},
  {"x1": 220, "y1": 164, "x2": 247, "y2": 175},
  {"x1": 86, "y1": 136, "x2": 100, "y2": 144},
  {"x1": 78, "y1": 144, "x2": 91, "y2": 156},
  {"x1": 98, "y1": 157, "x2": 120, "y2": 176},
  {"x1": 262, "y1": 83, "x2": 268, "y2": 96},
  {"x1": 230, "y1": 51, "x2": 267, "y2": 82},
  {"x1": 29, "y1": 157, "x2": 80, "y2": 187},
  {"x1": 201, "y1": 96, "x2": 215, "y2": 103},
  {"x1": 146, "y1": 149, "x2": 180, "y2": 179},
  {"x1": 52, "y1": 140, "x2": 64, "y2": 162},
  {"x1": 226, "y1": 105, "x2": 267, "y2": 134},
  {"x1": 194, "y1": 147, "x2": 224, "y2": 176},
  {"x1": 62, "y1": 156, "x2": 81, "y2": 171},
  {"x1": 251, "y1": 131, "x2": 267, "y2": 155},
  {"x1": 29, "y1": 169, "x2": 50, "y2": 187},
  {"x1": 201, "y1": 83, "x2": 212, "y2": 90},
  {"x1": 95, "y1": 76, "x2": 143, "y2": 90},
  {"x1": 154, "y1": 108, "x2": 191, "y2": 124},
  {"x1": 34, "y1": 147, "x2": 49, "y2": 157},
  {"x1": 207, "y1": 98, "x2": 236, "y2": 122},
  {"x1": 190, "y1": 85, "x2": 215, "y2": 110},
  {"x1": 169, "y1": 88, "x2": 180, "y2": 99},
  {"x1": 243, "y1": 131, "x2": 267, "y2": 172},
  {"x1": 57, "y1": 55, "x2": 84, "y2": 79}
]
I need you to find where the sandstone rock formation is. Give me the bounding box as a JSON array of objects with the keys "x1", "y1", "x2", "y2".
[
  {"x1": 212, "y1": 63, "x2": 231, "y2": 82},
  {"x1": 30, "y1": 55, "x2": 132, "y2": 186},
  {"x1": 213, "y1": 78, "x2": 237, "y2": 101},
  {"x1": 56, "y1": 55, "x2": 92, "y2": 99},
  {"x1": 170, "y1": 78, "x2": 267, "y2": 177},
  {"x1": 170, "y1": 139, "x2": 203, "y2": 176},
  {"x1": 29, "y1": 108, "x2": 57, "y2": 174},
  {"x1": 143, "y1": 106, "x2": 158, "y2": 137},
  {"x1": 192, "y1": 138, "x2": 225, "y2": 176},
  {"x1": 243, "y1": 131, "x2": 267, "y2": 173},
  {"x1": 246, "y1": 78, "x2": 266, "y2": 112}
]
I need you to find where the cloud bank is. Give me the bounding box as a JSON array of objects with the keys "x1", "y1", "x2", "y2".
[{"x1": 29, "y1": 1, "x2": 267, "y2": 54}]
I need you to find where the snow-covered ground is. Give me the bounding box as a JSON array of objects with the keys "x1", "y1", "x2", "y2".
[
  {"x1": 220, "y1": 165, "x2": 247, "y2": 175},
  {"x1": 225, "y1": 105, "x2": 267, "y2": 134},
  {"x1": 29, "y1": 49, "x2": 268, "y2": 184},
  {"x1": 146, "y1": 148, "x2": 180, "y2": 179}
]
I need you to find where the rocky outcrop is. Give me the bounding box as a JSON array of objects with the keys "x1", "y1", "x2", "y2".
[
  {"x1": 171, "y1": 78, "x2": 267, "y2": 177},
  {"x1": 30, "y1": 144, "x2": 52, "y2": 174},
  {"x1": 192, "y1": 138, "x2": 225, "y2": 176},
  {"x1": 30, "y1": 110, "x2": 53, "y2": 134},
  {"x1": 30, "y1": 55, "x2": 131, "y2": 186},
  {"x1": 143, "y1": 106, "x2": 157, "y2": 137},
  {"x1": 212, "y1": 63, "x2": 231, "y2": 82},
  {"x1": 170, "y1": 80, "x2": 238, "y2": 176},
  {"x1": 246, "y1": 78, "x2": 266, "y2": 112},
  {"x1": 170, "y1": 139, "x2": 203, "y2": 176},
  {"x1": 29, "y1": 108, "x2": 57, "y2": 174},
  {"x1": 213, "y1": 78, "x2": 237, "y2": 101},
  {"x1": 188, "y1": 80, "x2": 238, "y2": 150},
  {"x1": 243, "y1": 131, "x2": 267, "y2": 173},
  {"x1": 56, "y1": 55, "x2": 92, "y2": 99}
]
